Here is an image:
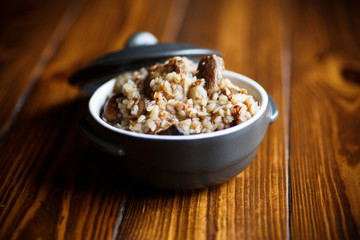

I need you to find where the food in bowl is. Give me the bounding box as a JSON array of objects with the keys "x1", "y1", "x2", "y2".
[{"x1": 102, "y1": 55, "x2": 260, "y2": 135}]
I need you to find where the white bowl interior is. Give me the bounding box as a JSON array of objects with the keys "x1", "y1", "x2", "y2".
[{"x1": 89, "y1": 70, "x2": 268, "y2": 140}]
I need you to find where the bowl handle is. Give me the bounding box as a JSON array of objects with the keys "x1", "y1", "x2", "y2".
[
  {"x1": 78, "y1": 118, "x2": 126, "y2": 156},
  {"x1": 268, "y1": 94, "x2": 279, "y2": 125}
]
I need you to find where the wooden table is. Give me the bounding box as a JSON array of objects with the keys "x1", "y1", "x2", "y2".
[{"x1": 1, "y1": 0, "x2": 359, "y2": 239}]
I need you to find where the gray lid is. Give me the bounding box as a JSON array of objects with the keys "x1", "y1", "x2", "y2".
[{"x1": 69, "y1": 32, "x2": 222, "y2": 95}]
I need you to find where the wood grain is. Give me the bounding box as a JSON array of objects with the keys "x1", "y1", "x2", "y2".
[
  {"x1": 0, "y1": 0, "x2": 83, "y2": 138},
  {"x1": 289, "y1": 0, "x2": 360, "y2": 239},
  {"x1": 0, "y1": 0, "x2": 192, "y2": 239},
  {"x1": 0, "y1": 0, "x2": 359, "y2": 239}
]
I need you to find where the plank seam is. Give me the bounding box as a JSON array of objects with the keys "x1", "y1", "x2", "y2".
[
  {"x1": 111, "y1": 193, "x2": 128, "y2": 240},
  {"x1": 280, "y1": 0, "x2": 293, "y2": 239}
]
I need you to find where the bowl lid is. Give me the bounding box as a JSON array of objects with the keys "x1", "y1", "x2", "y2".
[{"x1": 69, "y1": 32, "x2": 221, "y2": 95}]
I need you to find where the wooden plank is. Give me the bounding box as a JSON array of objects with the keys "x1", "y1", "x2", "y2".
[
  {"x1": 116, "y1": 0, "x2": 288, "y2": 239},
  {"x1": 289, "y1": 0, "x2": 360, "y2": 239},
  {"x1": 1, "y1": 0, "x2": 288, "y2": 239},
  {"x1": 41, "y1": 0, "x2": 190, "y2": 80},
  {"x1": 0, "y1": 0, "x2": 82, "y2": 138},
  {"x1": 0, "y1": 0, "x2": 191, "y2": 239}
]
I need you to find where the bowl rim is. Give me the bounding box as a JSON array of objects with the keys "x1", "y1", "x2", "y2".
[{"x1": 89, "y1": 70, "x2": 268, "y2": 141}]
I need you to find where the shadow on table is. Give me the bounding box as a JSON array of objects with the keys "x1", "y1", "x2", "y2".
[{"x1": 23, "y1": 97, "x2": 209, "y2": 205}]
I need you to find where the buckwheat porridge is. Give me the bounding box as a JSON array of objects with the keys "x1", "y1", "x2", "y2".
[{"x1": 102, "y1": 55, "x2": 260, "y2": 135}]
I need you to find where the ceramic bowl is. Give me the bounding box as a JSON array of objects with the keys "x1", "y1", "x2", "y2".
[{"x1": 79, "y1": 70, "x2": 278, "y2": 189}]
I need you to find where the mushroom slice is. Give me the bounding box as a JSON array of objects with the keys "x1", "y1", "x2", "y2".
[
  {"x1": 103, "y1": 94, "x2": 122, "y2": 123},
  {"x1": 157, "y1": 124, "x2": 185, "y2": 135},
  {"x1": 196, "y1": 55, "x2": 225, "y2": 95},
  {"x1": 129, "y1": 98, "x2": 150, "y2": 119}
]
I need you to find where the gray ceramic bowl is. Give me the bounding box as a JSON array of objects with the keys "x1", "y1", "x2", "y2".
[{"x1": 79, "y1": 70, "x2": 278, "y2": 189}]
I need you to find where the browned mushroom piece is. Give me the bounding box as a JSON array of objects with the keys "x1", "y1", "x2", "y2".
[
  {"x1": 102, "y1": 94, "x2": 122, "y2": 123},
  {"x1": 144, "y1": 64, "x2": 159, "y2": 97},
  {"x1": 196, "y1": 55, "x2": 225, "y2": 95},
  {"x1": 163, "y1": 57, "x2": 186, "y2": 74},
  {"x1": 157, "y1": 124, "x2": 185, "y2": 135},
  {"x1": 129, "y1": 98, "x2": 150, "y2": 119}
]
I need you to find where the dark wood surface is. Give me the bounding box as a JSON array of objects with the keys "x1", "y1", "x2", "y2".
[{"x1": 0, "y1": 0, "x2": 359, "y2": 239}]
